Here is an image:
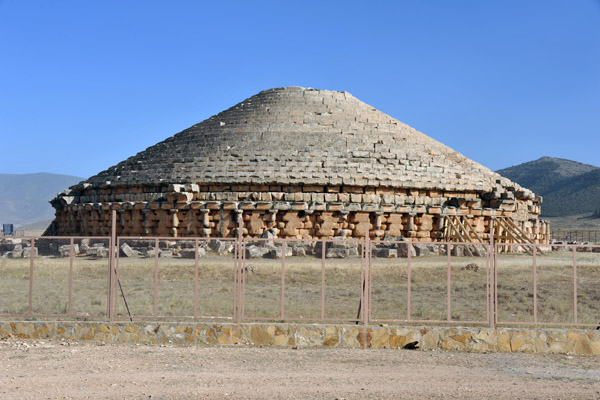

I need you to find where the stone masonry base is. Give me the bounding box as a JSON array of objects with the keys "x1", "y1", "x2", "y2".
[{"x1": 1, "y1": 321, "x2": 598, "y2": 355}]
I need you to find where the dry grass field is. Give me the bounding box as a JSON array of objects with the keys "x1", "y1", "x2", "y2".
[{"x1": 1, "y1": 241, "x2": 599, "y2": 327}]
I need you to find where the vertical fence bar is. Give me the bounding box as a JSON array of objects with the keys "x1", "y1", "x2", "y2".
[
  {"x1": 194, "y1": 238, "x2": 199, "y2": 319},
  {"x1": 112, "y1": 237, "x2": 119, "y2": 320},
  {"x1": 359, "y1": 239, "x2": 365, "y2": 323},
  {"x1": 489, "y1": 217, "x2": 496, "y2": 328},
  {"x1": 446, "y1": 243, "x2": 451, "y2": 322},
  {"x1": 235, "y1": 216, "x2": 243, "y2": 323},
  {"x1": 365, "y1": 235, "x2": 370, "y2": 325},
  {"x1": 107, "y1": 238, "x2": 113, "y2": 320},
  {"x1": 485, "y1": 243, "x2": 490, "y2": 325},
  {"x1": 233, "y1": 234, "x2": 237, "y2": 323},
  {"x1": 321, "y1": 239, "x2": 325, "y2": 321},
  {"x1": 494, "y1": 243, "x2": 499, "y2": 326},
  {"x1": 369, "y1": 237, "x2": 373, "y2": 324},
  {"x1": 28, "y1": 237, "x2": 35, "y2": 317},
  {"x1": 67, "y1": 237, "x2": 74, "y2": 317},
  {"x1": 363, "y1": 226, "x2": 369, "y2": 349},
  {"x1": 407, "y1": 242, "x2": 412, "y2": 322},
  {"x1": 109, "y1": 210, "x2": 117, "y2": 321},
  {"x1": 241, "y1": 239, "x2": 246, "y2": 321},
  {"x1": 153, "y1": 237, "x2": 159, "y2": 318},
  {"x1": 533, "y1": 245, "x2": 537, "y2": 324},
  {"x1": 233, "y1": 235, "x2": 238, "y2": 323},
  {"x1": 573, "y1": 246, "x2": 578, "y2": 324},
  {"x1": 280, "y1": 241, "x2": 286, "y2": 320}
]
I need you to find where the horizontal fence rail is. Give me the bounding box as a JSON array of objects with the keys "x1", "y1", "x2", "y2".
[{"x1": 1, "y1": 229, "x2": 599, "y2": 329}]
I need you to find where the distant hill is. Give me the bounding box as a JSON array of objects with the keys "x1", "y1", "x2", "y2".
[
  {"x1": 497, "y1": 157, "x2": 600, "y2": 217},
  {"x1": 0, "y1": 173, "x2": 83, "y2": 227}
]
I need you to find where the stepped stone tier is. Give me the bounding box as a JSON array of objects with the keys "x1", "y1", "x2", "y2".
[{"x1": 48, "y1": 86, "x2": 549, "y2": 243}]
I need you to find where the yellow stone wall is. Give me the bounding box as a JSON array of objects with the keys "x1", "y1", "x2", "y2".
[{"x1": 1, "y1": 322, "x2": 598, "y2": 355}]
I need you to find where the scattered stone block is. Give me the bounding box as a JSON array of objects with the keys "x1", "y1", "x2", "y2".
[
  {"x1": 146, "y1": 248, "x2": 161, "y2": 258},
  {"x1": 22, "y1": 247, "x2": 38, "y2": 258},
  {"x1": 59, "y1": 244, "x2": 80, "y2": 257},
  {"x1": 246, "y1": 245, "x2": 271, "y2": 258},
  {"x1": 180, "y1": 247, "x2": 206, "y2": 259},
  {"x1": 374, "y1": 248, "x2": 397, "y2": 258},
  {"x1": 326, "y1": 248, "x2": 349, "y2": 258},
  {"x1": 209, "y1": 240, "x2": 234, "y2": 255},
  {"x1": 8, "y1": 250, "x2": 23, "y2": 258},
  {"x1": 266, "y1": 247, "x2": 293, "y2": 259},
  {"x1": 120, "y1": 243, "x2": 139, "y2": 257}
]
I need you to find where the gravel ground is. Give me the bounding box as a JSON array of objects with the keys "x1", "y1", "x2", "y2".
[{"x1": 1, "y1": 338, "x2": 599, "y2": 399}]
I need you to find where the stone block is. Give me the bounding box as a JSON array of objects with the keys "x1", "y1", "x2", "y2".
[
  {"x1": 422, "y1": 330, "x2": 440, "y2": 349},
  {"x1": 8, "y1": 250, "x2": 23, "y2": 258},
  {"x1": 374, "y1": 247, "x2": 397, "y2": 258},
  {"x1": 209, "y1": 240, "x2": 234, "y2": 255},
  {"x1": 326, "y1": 248, "x2": 350, "y2": 258},
  {"x1": 120, "y1": 243, "x2": 139, "y2": 257},
  {"x1": 575, "y1": 334, "x2": 593, "y2": 355},
  {"x1": 250, "y1": 325, "x2": 274, "y2": 345},
  {"x1": 266, "y1": 247, "x2": 293, "y2": 259},
  {"x1": 181, "y1": 247, "x2": 206, "y2": 259},
  {"x1": 59, "y1": 244, "x2": 80, "y2": 257},
  {"x1": 22, "y1": 247, "x2": 38, "y2": 258},
  {"x1": 246, "y1": 245, "x2": 271, "y2": 258}
]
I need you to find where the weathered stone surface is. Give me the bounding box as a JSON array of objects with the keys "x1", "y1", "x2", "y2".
[
  {"x1": 8, "y1": 250, "x2": 23, "y2": 258},
  {"x1": 576, "y1": 334, "x2": 593, "y2": 355},
  {"x1": 120, "y1": 243, "x2": 138, "y2": 257},
  {"x1": 180, "y1": 247, "x2": 206, "y2": 259},
  {"x1": 326, "y1": 248, "x2": 350, "y2": 258},
  {"x1": 422, "y1": 330, "x2": 440, "y2": 349},
  {"x1": 48, "y1": 87, "x2": 547, "y2": 243},
  {"x1": 146, "y1": 248, "x2": 162, "y2": 258},
  {"x1": 251, "y1": 325, "x2": 274, "y2": 345},
  {"x1": 266, "y1": 247, "x2": 293, "y2": 259},
  {"x1": 374, "y1": 247, "x2": 397, "y2": 258},
  {"x1": 87, "y1": 246, "x2": 109, "y2": 258},
  {"x1": 59, "y1": 244, "x2": 80, "y2": 257},
  {"x1": 209, "y1": 240, "x2": 234, "y2": 255},
  {"x1": 397, "y1": 242, "x2": 416, "y2": 258},
  {"x1": 246, "y1": 245, "x2": 271, "y2": 258},
  {"x1": 0, "y1": 322, "x2": 598, "y2": 355},
  {"x1": 22, "y1": 247, "x2": 38, "y2": 258}
]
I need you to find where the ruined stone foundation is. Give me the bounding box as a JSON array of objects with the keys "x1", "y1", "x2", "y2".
[{"x1": 51, "y1": 182, "x2": 549, "y2": 243}]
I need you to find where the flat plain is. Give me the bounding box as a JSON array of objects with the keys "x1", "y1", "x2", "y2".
[{"x1": 1, "y1": 242, "x2": 599, "y2": 327}]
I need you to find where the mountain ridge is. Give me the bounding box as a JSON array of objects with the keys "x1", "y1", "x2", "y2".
[
  {"x1": 497, "y1": 157, "x2": 600, "y2": 217},
  {"x1": 0, "y1": 172, "x2": 84, "y2": 227}
]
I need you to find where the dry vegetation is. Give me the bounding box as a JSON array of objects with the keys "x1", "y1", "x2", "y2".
[{"x1": 1, "y1": 242, "x2": 599, "y2": 327}]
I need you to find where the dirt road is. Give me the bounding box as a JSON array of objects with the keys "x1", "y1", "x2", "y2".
[{"x1": 1, "y1": 339, "x2": 599, "y2": 399}]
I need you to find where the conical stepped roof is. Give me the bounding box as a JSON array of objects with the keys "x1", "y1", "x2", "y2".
[{"x1": 82, "y1": 86, "x2": 534, "y2": 199}]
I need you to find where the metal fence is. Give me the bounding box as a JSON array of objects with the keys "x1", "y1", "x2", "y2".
[
  {"x1": 551, "y1": 230, "x2": 600, "y2": 244},
  {"x1": 1, "y1": 230, "x2": 599, "y2": 329}
]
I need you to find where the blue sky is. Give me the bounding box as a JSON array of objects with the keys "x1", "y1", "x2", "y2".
[{"x1": 1, "y1": 0, "x2": 599, "y2": 178}]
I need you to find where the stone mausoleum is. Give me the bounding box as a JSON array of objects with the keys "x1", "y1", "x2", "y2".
[{"x1": 47, "y1": 87, "x2": 549, "y2": 244}]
